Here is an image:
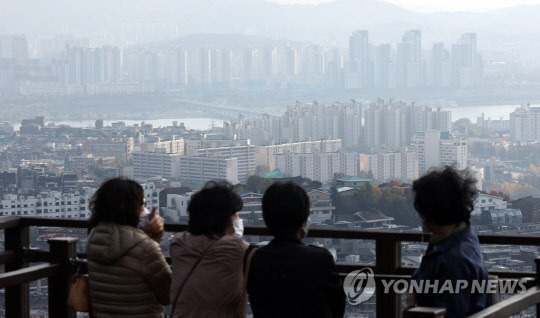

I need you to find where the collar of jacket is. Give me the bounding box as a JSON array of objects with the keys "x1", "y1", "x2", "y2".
[
  {"x1": 425, "y1": 224, "x2": 473, "y2": 256},
  {"x1": 270, "y1": 237, "x2": 304, "y2": 245}
]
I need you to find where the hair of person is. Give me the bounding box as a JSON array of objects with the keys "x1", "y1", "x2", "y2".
[
  {"x1": 89, "y1": 177, "x2": 144, "y2": 228},
  {"x1": 412, "y1": 166, "x2": 478, "y2": 226},
  {"x1": 188, "y1": 180, "x2": 243, "y2": 236},
  {"x1": 262, "y1": 181, "x2": 310, "y2": 239}
]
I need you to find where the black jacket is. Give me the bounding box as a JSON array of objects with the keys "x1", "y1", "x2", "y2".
[{"x1": 247, "y1": 238, "x2": 346, "y2": 318}]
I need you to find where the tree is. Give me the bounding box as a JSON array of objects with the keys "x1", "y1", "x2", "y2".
[
  {"x1": 246, "y1": 175, "x2": 264, "y2": 193},
  {"x1": 234, "y1": 183, "x2": 249, "y2": 192},
  {"x1": 255, "y1": 165, "x2": 270, "y2": 175}
]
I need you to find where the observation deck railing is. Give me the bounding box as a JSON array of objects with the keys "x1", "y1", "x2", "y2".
[{"x1": 1, "y1": 216, "x2": 539, "y2": 318}]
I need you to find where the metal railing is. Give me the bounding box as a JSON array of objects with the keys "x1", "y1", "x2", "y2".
[{"x1": 1, "y1": 216, "x2": 540, "y2": 318}]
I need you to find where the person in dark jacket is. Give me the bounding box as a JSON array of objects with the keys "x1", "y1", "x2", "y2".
[
  {"x1": 247, "y1": 182, "x2": 346, "y2": 318},
  {"x1": 406, "y1": 166, "x2": 491, "y2": 318}
]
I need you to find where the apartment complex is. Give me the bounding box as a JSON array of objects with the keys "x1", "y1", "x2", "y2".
[
  {"x1": 359, "y1": 148, "x2": 419, "y2": 182},
  {"x1": 255, "y1": 139, "x2": 342, "y2": 170},
  {"x1": 412, "y1": 130, "x2": 467, "y2": 173},
  {"x1": 195, "y1": 145, "x2": 255, "y2": 182},
  {"x1": 510, "y1": 104, "x2": 540, "y2": 142},
  {"x1": 132, "y1": 152, "x2": 182, "y2": 179},
  {"x1": 274, "y1": 151, "x2": 358, "y2": 183},
  {"x1": 179, "y1": 156, "x2": 238, "y2": 185}
]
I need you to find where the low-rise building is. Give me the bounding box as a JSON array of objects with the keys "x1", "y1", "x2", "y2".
[
  {"x1": 307, "y1": 189, "x2": 335, "y2": 224},
  {"x1": 512, "y1": 196, "x2": 540, "y2": 223}
]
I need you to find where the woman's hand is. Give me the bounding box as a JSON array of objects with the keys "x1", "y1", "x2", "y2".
[{"x1": 146, "y1": 207, "x2": 164, "y2": 242}]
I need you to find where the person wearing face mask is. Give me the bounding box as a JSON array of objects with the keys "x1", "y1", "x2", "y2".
[
  {"x1": 169, "y1": 180, "x2": 250, "y2": 318},
  {"x1": 247, "y1": 182, "x2": 346, "y2": 318},
  {"x1": 86, "y1": 177, "x2": 172, "y2": 317},
  {"x1": 404, "y1": 166, "x2": 490, "y2": 318}
]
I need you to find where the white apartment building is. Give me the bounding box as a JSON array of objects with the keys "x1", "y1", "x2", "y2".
[
  {"x1": 161, "y1": 192, "x2": 193, "y2": 223},
  {"x1": 364, "y1": 100, "x2": 452, "y2": 148},
  {"x1": 0, "y1": 183, "x2": 161, "y2": 219},
  {"x1": 140, "y1": 137, "x2": 184, "y2": 154},
  {"x1": 509, "y1": 104, "x2": 540, "y2": 142},
  {"x1": 472, "y1": 193, "x2": 508, "y2": 216},
  {"x1": 196, "y1": 145, "x2": 255, "y2": 182},
  {"x1": 179, "y1": 156, "x2": 238, "y2": 185},
  {"x1": 142, "y1": 182, "x2": 161, "y2": 209},
  {"x1": 412, "y1": 130, "x2": 467, "y2": 173},
  {"x1": 477, "y1": 113, "x2": 509, "y2": 133},
  {"x1": 255, "y1": 139, "x2": 342, "y2": 170},
  {"x1": 359, "y1": 148, "x2": 419, "y2": 182},
  {"x1": 440, "y1": 138, "x2": 467, "y2": 170},
  {"x1": 132, "y1": 152, "x2": 182, "y2": 179},
  {"x1": 0, "y1": 189, "x2": 93, "y2": 218},
  {"x1": 184, "y1": 139, "x2": 250, "y2": 156},
  {"x1": 274, "y1": 152, "x2": 357, "y2": 183}
]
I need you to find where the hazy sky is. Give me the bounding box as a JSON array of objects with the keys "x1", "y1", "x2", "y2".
[{"x1": 271, "y1": 0, "x2": 540, "y2": 12}]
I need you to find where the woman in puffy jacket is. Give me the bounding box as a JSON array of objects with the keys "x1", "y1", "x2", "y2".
[
  {"x1": 169, "y1": 181, "x2": 249, "y2": 318},
  {"x1": 87, "y1": 177, "x2": 172, "y2": 318}
]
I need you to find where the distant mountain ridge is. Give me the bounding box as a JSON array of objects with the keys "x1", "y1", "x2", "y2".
[{"x1": 2, "y1": 0, "x2": 540, "y2": 52}]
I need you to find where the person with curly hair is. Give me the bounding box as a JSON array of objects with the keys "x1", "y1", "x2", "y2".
[{"x1": 405, "y1": 166, "x2": 490, "y2": 317}]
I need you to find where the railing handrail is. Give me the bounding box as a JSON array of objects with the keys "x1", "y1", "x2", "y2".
[
  {"x1": 0, "y1": 263, "x2": 61, "y2": 288},
  {"x1": 468, "y1": 285, "x2": 540, "y2": 318},
  {"x1": 10, "y1": 216, "x2": 540, "y2": 245}
]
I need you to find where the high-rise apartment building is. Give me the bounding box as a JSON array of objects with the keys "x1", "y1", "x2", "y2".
[
  {"x1": 274, "y1": 151, "x2": 357, "y2": 183},
  {"x1": 412, "y1": 130, "x2": 467, "y2": 173},
  {"x1": 509, "y1": 103, "x2": 540, "y2": 141},
  {"x1": 364, "y1": 100, "x2": 452, "y2": 148},
  {"x1": 198, "y1": 47, "x2": 212, "y2": 84},
  {"x1": 430, "y1": 43, "x2": 451, "y2": 88},
  {"x1": 359, "y1": 148, "x2": 419, "y2": 182},
  {"x1": 452, "y1": 33, "x2": 482, "y2": 88},
  {"x1": 179, "y1": 156, "x2": 238, "y2": 185},
  {"x1": 397, "y1": 30, "x2": 422, "y2": 88},
  {"x1": 132, "y1": 152, "x2": 182, "y2": 180},
  {"x1": 196, "y1": 145, "x2": 255, "y2": 182},
  {"x1": 346, "y1": 30, "x2": 371, "y2": 89},
  {"x1": 255, "y1": 139, "x2": 342, "y2": 170}
]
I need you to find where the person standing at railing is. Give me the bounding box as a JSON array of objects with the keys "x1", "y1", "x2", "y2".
[
  {"x1": 405, "y1": 166, "x2": 491, "y2": 318},
  {"x1": 247, "y1": 182, "x2": 346, "y2": 318},
  {"x1": 169, "y1": 181, "x2": 250, "y2": 318},
  {"x1": 86, "y1": 177, "x2": 172, "y2": 318}
]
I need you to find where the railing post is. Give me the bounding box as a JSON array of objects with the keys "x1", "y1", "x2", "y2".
[
  {"x1": 48, "y1": 237, "x2": 79, "y2": 318},
  {"x1": 376, "y1": 238, "x2": 401, "y2": 317},
  {"x1": 534, "y1": 257, "x2": 540, "y2": 317},
  {"x1": 5, "y1": 221, "x2": 29, "y2": 318}
]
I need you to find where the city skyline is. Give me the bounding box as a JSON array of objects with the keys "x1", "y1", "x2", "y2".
[{"x1": 271, "y1": 0, "x2": 540, "y2": 12}]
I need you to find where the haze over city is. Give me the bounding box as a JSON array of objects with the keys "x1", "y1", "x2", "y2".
[{"x1": 0, "y1": 1, "x2": 539, "y2": 317}]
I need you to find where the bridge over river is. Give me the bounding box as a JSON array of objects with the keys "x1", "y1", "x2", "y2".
[{"x1": 172, "y1": 99, "x2": 268, "y2": 118}]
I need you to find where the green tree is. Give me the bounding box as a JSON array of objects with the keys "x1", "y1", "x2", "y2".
[
  {"x1": 246, "y1": 175, "x2": 264, "y2": 193},
  {"x1": 255, "y1": 165, "x2": 270, "y2": 175}
]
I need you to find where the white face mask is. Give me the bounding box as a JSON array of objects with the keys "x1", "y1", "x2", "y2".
[
  {"x1": 302, "y1": 217, "x2": 311, "y2": 239},
  {"x1": 138, "y1": 207, "x2": 150, "y2": 230},
  {"x1": 233, "y1": 218, "x2": 244, "y2": 236},
  {"x1": 140, "y1": 207, "x2": 150, "y2": 218}
]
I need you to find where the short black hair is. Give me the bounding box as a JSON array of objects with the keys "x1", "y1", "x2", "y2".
[
  {"x1": 262, "y1": 182, "x2": 310, "y2": 239},
  {"x1": 413, "y1": 166, "x2": 477, "y2": 226},
  {"x1": 188, "y1": 181, "x2": 243, "y2": 236},
  {"x1": 89, "y1": 177, "x2": 144, "y2": 228}
]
